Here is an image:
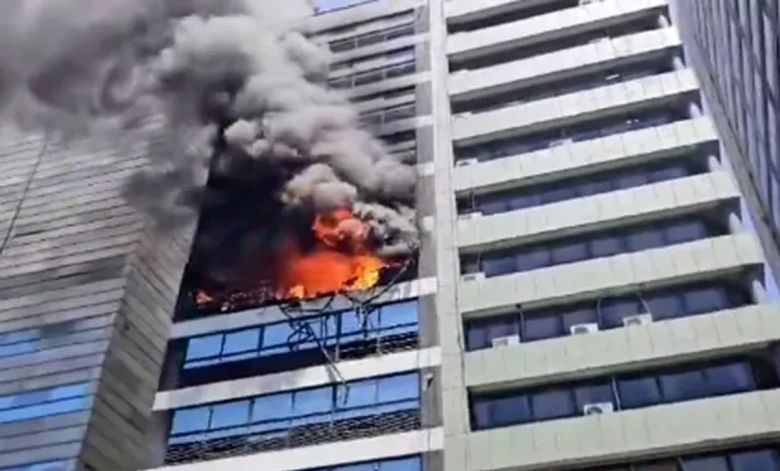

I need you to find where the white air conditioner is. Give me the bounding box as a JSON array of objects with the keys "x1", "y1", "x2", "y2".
[
  {"x1": 461, "y1": 272, "x2": 485, "y2": 282},
  {"x1": 456, "y1": 158, "x2": 479, "y2": 167},
  {"x1": 458, "y1": 211, "x2": 483, "y2": 221},
  {"x1": 622, "y1": 313, "x2": 653, "y2": 327},
  {"x1": 491, "y1": 335, "x2": 520, "y2": 348},
  {"x1": 569, "y1": 323, "x2": 599, "y2": 335},
  {"x1": 583, "y1": 402, "x2": 615, "y2": 415}
]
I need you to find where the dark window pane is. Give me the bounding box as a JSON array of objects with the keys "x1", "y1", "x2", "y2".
[
  {"x1": 599, "y1": 298, "x2": 642, "y2": 329},
  {"x1": 730, "y1": 449, "x2": 780, "y2": 471},
  {"x1": 524, "y1": 314, "x2": 562, "y2": 342},
  {"x1": 618, "y1": 377, "x2": 662, "y2": 408},
  {"x1": 666, "y1": 221, "x2": 708, "y2": 244},
  {"x1": 615, "y1": 173, "x2": 648, "y2": 189},
  {"x1": 590, "y1": 235, "x2": 624, "y2": 257},
  {"x1": 483, "y1": 255, "x2": 516, "y2": 277},
  {"x1": 491, "y1": 395, "x2": 531, "y2": 426},
  {"x1": 338, "y1": 379, "x2": 378, "y2": 409},
  {"x1": 645, "y1": 292, "x2": 684, "y2": 320},
  {"x1": 626, "y1": 228, "x2": 665, "y2": 252},
  {"x1": 531, "y1": 389, "x2": 575, "y2": 421},
  {"x1": 380, "y1": 456, "x2": 422, "y2": 471},
  {"x1": 683, "y1": 286, "x2": 730, "y2": 314},
  {"x1": 579, "y1": 179, "x2": 613, "y2": 196},
  {"x1": 171, "y1": 407, "x2": 210, "y2": 434},
  {"x1": 466, "y1": 321, "x2": 490, "y2": 351},
  {"x1": 561, "y1": 307, "x2": 598, "y2": 333},
  {"x1": 659, "y1": 370, "x2": 706, "y2": 402},
  {"x1": 515, "y1": 247, "x2": 551, "y2": 272},
  {"x1": 551, "y1": 241, "x2": 588, "y2": 265},
  {"x1": 210, "y1": 400, "x2": 250, "y2": 429},
  {"x1": 573, "y1": 383, "x2": 614, "y2": 411},
  {"x1": 683, "y1": 456, "x2": 730, "y2": 471},
  {"x1": 634, "y1": 461, "x2": 679, "y2": 471},
  {"x1": 539, "y1": 186, "x2": 577, "y2": 204},
  {"x1": 706, "y1": 362, "x2": 756, "y2": 395},
  {"x1": 649, "y1": 166, "x2": 687, "y2": 182},
  {"x1": 471, "y1": 399, "x2": 492, "y2": 429},
  {"x1": 355, "y1": 70, "x2": 383, "y2": 85}
]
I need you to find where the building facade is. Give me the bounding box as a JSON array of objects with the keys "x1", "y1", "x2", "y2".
[
  {"x1": 0, "y1": 126, "x2": 198, "y2": 471},
  {"x1": 671, "y1": 0, "x2": 780, "y2": 281},
  {"x1": 135, "y1": 1, "x2": 780, "y2": 471},
  {"x1": 5, "y1": 0, "x2": 778, "y2": 471}
]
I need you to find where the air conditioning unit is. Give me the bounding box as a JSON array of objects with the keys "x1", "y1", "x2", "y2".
[
  {"x1": 491, "y1": 335, "x2": 520, "y2": 348},
  {"x1": 456, "y1": 158, "x2": 479, "y2": 167},
  {"x1": 458, "y1": 211, "x2": 483, "y2": 221},
  {"x1": 622, "y1": 313, "x2": 653, "y2": 327},
  {"x1": 569, "y1": 323, "x2": 599, "y2": 335},
  {"x1": 583, "y1": 402, "x2": 615, "y2": 415},
  {"x1": 461, "y1": 272, "x2": 485, "y2": 282}
]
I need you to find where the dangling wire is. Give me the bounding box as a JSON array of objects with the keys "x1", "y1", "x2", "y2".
[{"x1": 0, "y1": 134, "x2": 49, "y2": 258}]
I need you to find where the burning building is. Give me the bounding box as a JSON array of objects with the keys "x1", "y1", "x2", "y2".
[{"x1": 4, "y1": 1, "x2": 780, "y2": 471}]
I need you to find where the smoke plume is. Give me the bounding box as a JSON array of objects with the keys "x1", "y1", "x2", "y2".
[{"x1": 0, "y1": 0, "x2": 418, "y2": 255}]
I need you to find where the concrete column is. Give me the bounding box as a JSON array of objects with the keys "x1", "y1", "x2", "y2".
[
  {"x1": 728, "y1": 212, "x2": 743, "y2": 233},
  {"x1": 751, "y1": 277, "x2": 769, "y2": 304}
]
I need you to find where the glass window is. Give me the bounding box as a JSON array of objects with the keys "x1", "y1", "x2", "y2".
[
  {"x1": 0, "y1": 341, "x2": 37, "y2": 358},
  {"x1": 666, "y1": 221, "x2": 707, "y2": 244},
  {"x1": 618, "y1": 377, "x2": 662, "y2": 409},
  {"x1": 551, "y1": 241, "x2": 588, "y2": 265},
  {"x1": 561, "y1": 307, "x2": 598, "y2": 333},
  {"x1": 222, "y1": 329, "x2": 259, "y2": 356},
  {"x1": 599, "y1": 297, "x2": 642, "y2": 329},
  {"x1": 210, "y1": 400, "x2": 250, "y2": 429},
  {"x1": 645, "y1": 292, "x2": 684, "y2": 320},
  {"x1": 649, "y1": 166, "x2": 688, "y2": 182},
  {"x1": 634, "y1": 461, "x2": 679, "y2": 471},
  {"x1": 186, "y1": 335, "x2": 222, "y2": 360},
  {"x1": 466, "y1": 320, "x2": 490, "y2": 351},
  {"x1": 261, "y1": 322, "x2": 295, "y2": 353},
  {"x1": 524, "y1": 314, "x2": 561, "y2": 342},
  {"x1": 626, "y1": 227, "x2": 665, "y2": 252},
  {"x1": 2, "y1": 460, "x2": 72, "y2": 471},
  {"x1": 252, "y1": 393, "x2": 293, "y2": 422},
  {"x1": 171, "y1": 407, "x2": 210, "y2": 434},
  {"x1": 531, "y1": 389, "x2": 574, "y2": 421},
  {"x1": 339, "y1": 378, "x2": 378, "y2": 409},
  {"x1": 378, "y1": 374, "x2": 418, "y2": 402},
  {"x1": 491, "y1": 395, "x2": 531, "y2": 427},
  {"x1": 380, "y1": 301, "x2": 418, "y2": 328},
  {"x1": 483, "y1": 254, "x2": 516, "y2": 277},
  {"x1": 615, "y1": 173, "x2": 649, "y2": 189},
  {"x1": 293, "y1": 388, "x2": 332, "y2": 416},
  {"x1": 659, "y1": 370, "x2": 706, "y2": 402},
  {"x1": 379, "y1": 457, "x2": 422, "y2": 471},
  {"x1": 730, "y1": 449, "x2": 780, "y2": 471},
  {"x1": 683, "y1": 286, "x2": 729, "y2": 314},
  {"x1": 339, "y1": 465, "x2": 374, "y2": 471},
  {"x1": 515, "y1": 247, "x2": 551, "y2": 272},
  {"x1": 574, "y1": 383, "x2": 614, "y2": 411},
  {"x1": 683, "y1": 456, "x2": 730, "y2": 471},
  {"x1": 706, "y1": 362, "x2": 756, "y2": 395},
  {"x1": 590, "y1": 235, "x2": 623, "y2": 257}
]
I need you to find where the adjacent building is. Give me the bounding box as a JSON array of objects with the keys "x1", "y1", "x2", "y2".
[{"x1": 3, "y1": 1, "x2": 780, "y2": 471}]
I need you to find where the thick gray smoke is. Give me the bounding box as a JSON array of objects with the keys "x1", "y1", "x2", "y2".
[{"x1": 0, "y1": 0, "x2": 418, "y2": 254}]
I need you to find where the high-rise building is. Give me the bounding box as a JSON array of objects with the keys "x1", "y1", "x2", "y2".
[
  {"x1": 4, "y1": 1, "x2": 780, "y2": 471},
  {"x1": 671, "y1": 0, "x2": 780, "y2": 280}
]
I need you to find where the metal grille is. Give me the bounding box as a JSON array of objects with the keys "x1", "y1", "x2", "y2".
[{"x1": 165, "y1": 410, "x2": 420, "y2": 465}]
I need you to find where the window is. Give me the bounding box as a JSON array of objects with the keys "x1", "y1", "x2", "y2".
[
  {"x1": 449, "y1": 14, "x2": 663, "y2": 71},
  {"x1": 314, "y1": 0, "x2": 376, "y2": 14},
  {"x1": 470, "y1": 352, "x2": 778, "y2": 431},
  {"x1": 0, "y1": 383, "x2": 90, "y2": 425},
  {"x1": 464, "y1": 280, "x2": 751, "y2": 351},
  {"x1": 579, "y1": 446, "x2": 780, "y2": 471},
  {"x1": 167, "y1": 373, "x2": 421, "y2": 463},
  {"x1": 360, "y1": 102, "x2": 416, "y2": 127},
  {"x1": 329, "y1": 59, "x2": 416, "y2": 89},
  {"x1": 311, "y1": 456, "x2": 422, "y2": 471},
  {"x1": 452, "y1": 58, "x2": 674, "y2": 115},
  {"x1": 463, "y1": 214, "x2": 726, "y2": 278},
  {"x1": 0, "y1": 461, "x2": 72, "y2": 471},
  {"x1": 329, "y1": 22, "x2": 416, "y2": 53},
  {"x1": 183, "y1": 300, "x2": 419, "y2": 370},
  {"x1": 454, "y1": 107, "x2": 690, "y2": 163}
]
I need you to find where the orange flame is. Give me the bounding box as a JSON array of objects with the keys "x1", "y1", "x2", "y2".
[{"x1": 280, "y1": 209, "x2": 387, "y2": 299}]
